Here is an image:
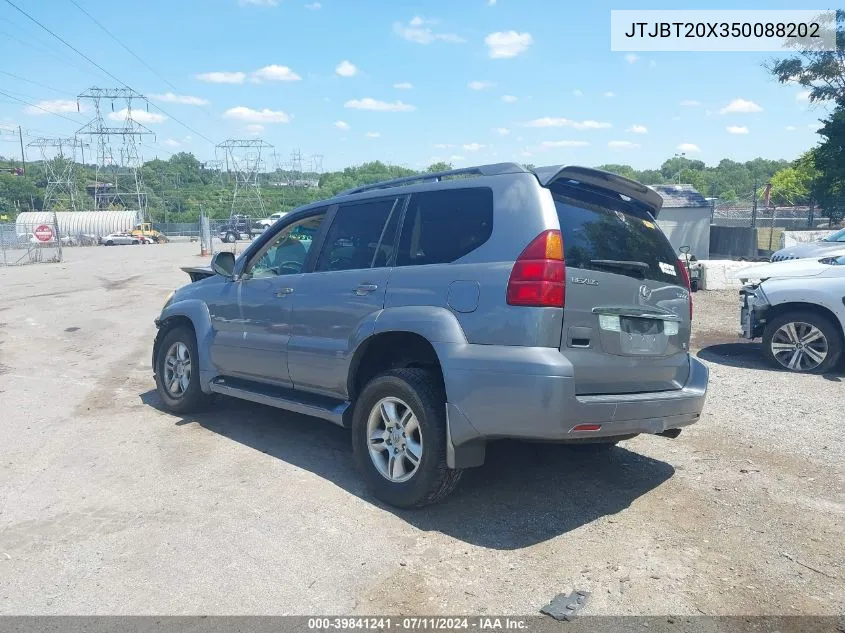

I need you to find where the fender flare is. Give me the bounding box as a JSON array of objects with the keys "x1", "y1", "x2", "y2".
[{"x1": 154, "y1": 299, "x2": 216, "y2": 392}]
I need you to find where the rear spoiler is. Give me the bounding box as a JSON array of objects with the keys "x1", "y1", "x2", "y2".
[{"x1": 533, "y1": 165, "x2": 664, "y2": 218}]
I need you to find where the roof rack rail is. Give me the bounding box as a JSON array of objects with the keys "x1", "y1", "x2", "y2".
[{"x1": 338, "y1": 162, "x2": 528, "y2": 196}]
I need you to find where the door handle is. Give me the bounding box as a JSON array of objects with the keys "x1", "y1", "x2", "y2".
[
  {"x1": 354, "y1": 283, "x2": 378, "y2": 295},
  {"x1": 275, "y1": 287, "x2": 294, "y2": 297}
]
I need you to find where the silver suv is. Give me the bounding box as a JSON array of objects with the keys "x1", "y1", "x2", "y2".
[{"x1": 152, "y1": 163, "x2": 709, "y2": 507}]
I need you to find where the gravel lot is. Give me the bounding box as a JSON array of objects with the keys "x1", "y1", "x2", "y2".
[{"x1": 0, "y1": 243, "x2": 843, "y2": 615}]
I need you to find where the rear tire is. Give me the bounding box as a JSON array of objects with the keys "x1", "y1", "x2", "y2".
[
  {"x1": 762, "y1": 310, "x2": 842, "y2": 373},
  {"x1": 154, "y1": 326, "x2": 211, "y2": 413},
  {"x1": 352, "y1": 368, "x2": 462, "y2": 508},
  {"x1": 224, "y1": 232, "x2": 237, "y2": 244}
]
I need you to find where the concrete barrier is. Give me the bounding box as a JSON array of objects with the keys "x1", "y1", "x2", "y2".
[
  {"x1": 698, "y1": 260, "x2": 769, "y2": 290},
  {"x1": 780, "y1": 230, "x2": 832, "y2": 249}
]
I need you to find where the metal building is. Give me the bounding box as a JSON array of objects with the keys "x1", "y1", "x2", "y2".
[
  {"x1": 651, "y1": 184, "x2": 711, "y2": 260},
  {"x1": 15, "y1": 211, "x2": 140, "y2": 239}
]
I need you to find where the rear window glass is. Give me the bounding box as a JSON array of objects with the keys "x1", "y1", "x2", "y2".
[
  {"x1": 396, "y1": 188, "x2": 493, "y2": 266},
  {"x1": 553, "y1": 192, "x2": 681, "y2": 285}
]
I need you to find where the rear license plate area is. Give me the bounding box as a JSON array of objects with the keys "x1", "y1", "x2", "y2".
[{"x1": 619, "y1": 317, "x2": 666, "y2": 355}]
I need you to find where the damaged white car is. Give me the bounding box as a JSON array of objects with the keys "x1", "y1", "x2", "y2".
[{"x1": 735, "y1": 252, "x2": 845, "y2": 373}]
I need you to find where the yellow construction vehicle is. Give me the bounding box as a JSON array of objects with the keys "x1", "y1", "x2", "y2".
[{"x1": 130, "y1": 223, "x2": 168, "y2": 244}]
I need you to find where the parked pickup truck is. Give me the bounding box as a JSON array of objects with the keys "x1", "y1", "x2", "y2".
[{"x1": 736, "y1": 250, "x2": 845, "y2": 372}]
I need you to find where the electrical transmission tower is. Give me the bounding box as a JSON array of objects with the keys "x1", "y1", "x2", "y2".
[
  {"x1": 309, "y1": 154, "x2": 324, "y2": 175},
  {"x1": 216, "y1": 139, "x2": 273, "y2": 219},
  {"x1": 26, "y1": 136, "x2": 88, "y2": 211},
  {"x1": 76, "y1": 87, "x2": 154, "y2": 218}
]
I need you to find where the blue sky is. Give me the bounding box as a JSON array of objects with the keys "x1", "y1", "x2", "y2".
[{"x1": 0, "y1": 0, "x2": 832, "y2": 172}]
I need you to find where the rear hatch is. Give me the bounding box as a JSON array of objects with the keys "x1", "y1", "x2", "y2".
[{"x1": 547, "y1": 175, "x2": 691, "y2": 395}]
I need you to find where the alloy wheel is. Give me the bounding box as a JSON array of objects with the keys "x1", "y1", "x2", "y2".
[
  {"x1": 163, "y1": 341, "x2": 192, "y2": 397},
  {"x1": 366, "y1": 396, "x2": 423, "y2": 483},
  {"x1": 770, "y1": 321, "x2": 828, "y2": 371}
]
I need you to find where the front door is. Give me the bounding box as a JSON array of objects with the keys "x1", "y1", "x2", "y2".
[
  {"x1": 288, "y1": 196, "x2": 403, "y2": 398},
  {"x1": 222, "y1": 210, "x2": 328, "y2": 386}
]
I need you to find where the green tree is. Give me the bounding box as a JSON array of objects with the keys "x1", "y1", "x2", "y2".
[
  {"x1": 766, "y1": 152, "x2": 818, "y2": 205},
  {"x1": 814, "y1": 108, "x2": 845, "y2": 222}
]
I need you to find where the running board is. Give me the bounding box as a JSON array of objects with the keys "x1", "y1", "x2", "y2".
[{"x1": 209, "y1": 377, "x2": 350, "y2": 427}]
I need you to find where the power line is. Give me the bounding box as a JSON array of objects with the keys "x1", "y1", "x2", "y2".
[
  {"x1": 3, "y1": 0, "x2": 128, "y2": 87},
  {"x1": 0, "y1": 88, "x2": 83, "y2": 124},
  {"x1": 0, "y1": 70, "x2": 75, "y2": 97}
]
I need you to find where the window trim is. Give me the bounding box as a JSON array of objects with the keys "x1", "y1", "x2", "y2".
[
  {"x1": 239, "y1": 205, "x2": 334, "y2": 279},
  {"x1": 313, "y1": 195, "x2": 407, "y2": 273}
]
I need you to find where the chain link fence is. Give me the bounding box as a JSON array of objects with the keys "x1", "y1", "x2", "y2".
[{"x1": 0, "y1": 219, "x2": 63, "y2": 266}]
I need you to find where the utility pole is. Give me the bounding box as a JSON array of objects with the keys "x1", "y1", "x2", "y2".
[
  {"x1": 18, "y1": 126, "x2": 25, "y2": 176},
  {"x1": 751, "y1": 178, "x2": 759, "y2": 227}
]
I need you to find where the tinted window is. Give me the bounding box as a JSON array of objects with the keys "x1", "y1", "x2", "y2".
[
  {"x1": 823, "y1": 228, "x2": 845, "y2": 242},
  {"x1": 315, "y1": 197, "x2": 400, "y2": 272},
  {"x1": 248, "y1": 212, "x2": 326, "y2": 278},
  {"x1": 396, "y1": 188, "x2": 493, "y2": 266},
  {"x1": 553, "y1": 191, "x2": 681, "y2": 285}
]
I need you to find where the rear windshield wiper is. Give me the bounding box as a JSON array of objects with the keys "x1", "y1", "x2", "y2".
[{"x1": 589, "y1": 259, "x2": 650, "y2": 273}]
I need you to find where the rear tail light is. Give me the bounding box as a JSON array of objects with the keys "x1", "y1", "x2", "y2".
[
  {"x1": 506, "y1": 230, "x2": 565, "y2": 308},
  {"x1": 678, "y1": 258, "x2": 693, "y2": 320}
]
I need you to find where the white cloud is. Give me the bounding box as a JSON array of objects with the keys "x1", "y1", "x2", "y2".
[
  {"x1": 335, "y1": 60, "x2": 358, "y2": 77},
  {"x1": 239, "y1": 0, "x2": 277, "y2": 5},
  {"x1": 468, "y1": 80, "x2": 496, "y2": 90},
  {"x1": 344, "y1": 98, "x2": 415, "y2": 112},
  {"x1": 196, "y1": 71, "x2": 246, "y2": 84},
  {"x1": 525, "y1": 117, "x2": 611, "y2": 130},
  {"x1": 150, "y1": 92, "x2": 209, "y2": 106},
  {"x1": 108, "y1": 108, "x2": 166, "y2": 124},
  {"x1": 165, "y1": 138, "x2": 180, "y2": 147},
  {"x1": 223, "y1": 106, "x2": 290, "y2": 123},
  {"x1": 785, "y1": 125, "x2": 797, "y2": 131},
  {"x1": 463, "y1": 143, "x2": 485, "y2": 151},
  {"x1": 541, "y1": 140, "x2": 590, "y2": 148},
  {"x1": 304, "y1": 2, "x2": 321, "y2": 8},
  {"x1": 251, "y1": 65, "x2": 302, "y2": 82},
  {"x1": 604, "y1": 91, "x2": 615, "y2": 98},
  {"x1": 24, "y1": 99, "x2": 79, "y2": 115},
  {"x1": 246, "y1": 124, "x2": 265, "y2": 135},
  {"x1": 501, "y1": 94, "x2": 518, "y2": 103},
  {"x1": 573, "y1": 89, "x2": 583, "y2": 97},
  {"x1": 494, "y1": 127, "x2": 510, "y2": 135},
  {"x1": 393, "y1": 18, "x2": 465, "y2": 44},
  {"x1": 394, "y1": 82, "x2": 413, "y2": 90},
  {"x1": 365, "y1": 132, "x2": 381, "y2": 138},
  {"x1": 719, "y1": 98, "x2": 763, "y2": 114},
  {"x1": 484, "y1": 31, "x2": 533, "y2": 58},
  {"x1": 334, "y1": 120, "x2": 350, "y2": 130},
  {"x1": 626, "y1": 124, "x2": 647, "y2": 134},
  {"x1": 680, "y1": 100, "x2": 701, "y2": 107},
  {"x1": 677, "y1": 143, "x2": 700, "y2": 152},
  {"x1": 796, "y1": 90, "x2": 811, "y2": 101},
  {"x1": 625, "y1": 53, "x2": 640, "y2": 64},
  {"x1": 726, "y1": 125, "x2": 749, "y2": 134},
  {"x1": 434, "y1": 143, "x2": 455, "y2": 149}
]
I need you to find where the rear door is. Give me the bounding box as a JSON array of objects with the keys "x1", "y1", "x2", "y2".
[
  {"x1": 551, "y1": 181, "x2": 691, "y2": 395},
  {"x1": 287, "y1": 195, "x2": 403, "y2": 398}
]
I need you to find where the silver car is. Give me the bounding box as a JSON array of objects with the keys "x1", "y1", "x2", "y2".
[
  {"x1": 770, "y1": 227, "x2": 845, "y2": 262},
  {"x1": 152, "y1": 163, "x2": 709, "y2": 507}
]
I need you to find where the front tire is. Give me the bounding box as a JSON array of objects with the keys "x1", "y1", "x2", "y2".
[
  {"x1": 224, "y1": 232, "x2": 237, "y2": 244},
  {"x1": 154, "y1": 326, "x2": 211, "y2": 413},
  {"x1": 352, "y1": 369, "x2": 462, "y2": 508},
  {"x1": 762, "y1": 310, "x2": 842, "y2": 373}
]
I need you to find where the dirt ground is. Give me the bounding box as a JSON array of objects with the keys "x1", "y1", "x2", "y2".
[{"x1": 0, "y1": 243, "x2": 842, "y2": 616}]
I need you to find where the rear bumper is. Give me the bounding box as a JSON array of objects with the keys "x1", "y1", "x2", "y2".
[{"x1": 438, "y1": 344, "x2": 709, "y2": 447}]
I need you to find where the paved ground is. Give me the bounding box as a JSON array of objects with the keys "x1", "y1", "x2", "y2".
[{"x1": 0, "y1": 243, "x2": 843, "y2": 615}]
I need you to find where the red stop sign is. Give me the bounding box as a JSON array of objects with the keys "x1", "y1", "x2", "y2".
[{"x1": 34, "y1": 225, "x2": 53, "y2": 242}]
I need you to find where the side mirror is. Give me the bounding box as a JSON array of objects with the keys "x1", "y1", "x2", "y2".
[
  {"x1": 679, "y1": 245, "x2": 691, "y2": 254},
  {"x1": 211, "y1": 251, "x2": 235, "y2": 278}
]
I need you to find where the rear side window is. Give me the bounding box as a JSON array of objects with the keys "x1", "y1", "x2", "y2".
[
  {"x1": 396, "y1": 188, "x2": 493, "y2": 266},
  {"x1": 315, "y1": 197, "x2": 401, "y2": 272},
  {"x1": 553, "y1": 192, "x2": 681, "y2": 285}
]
